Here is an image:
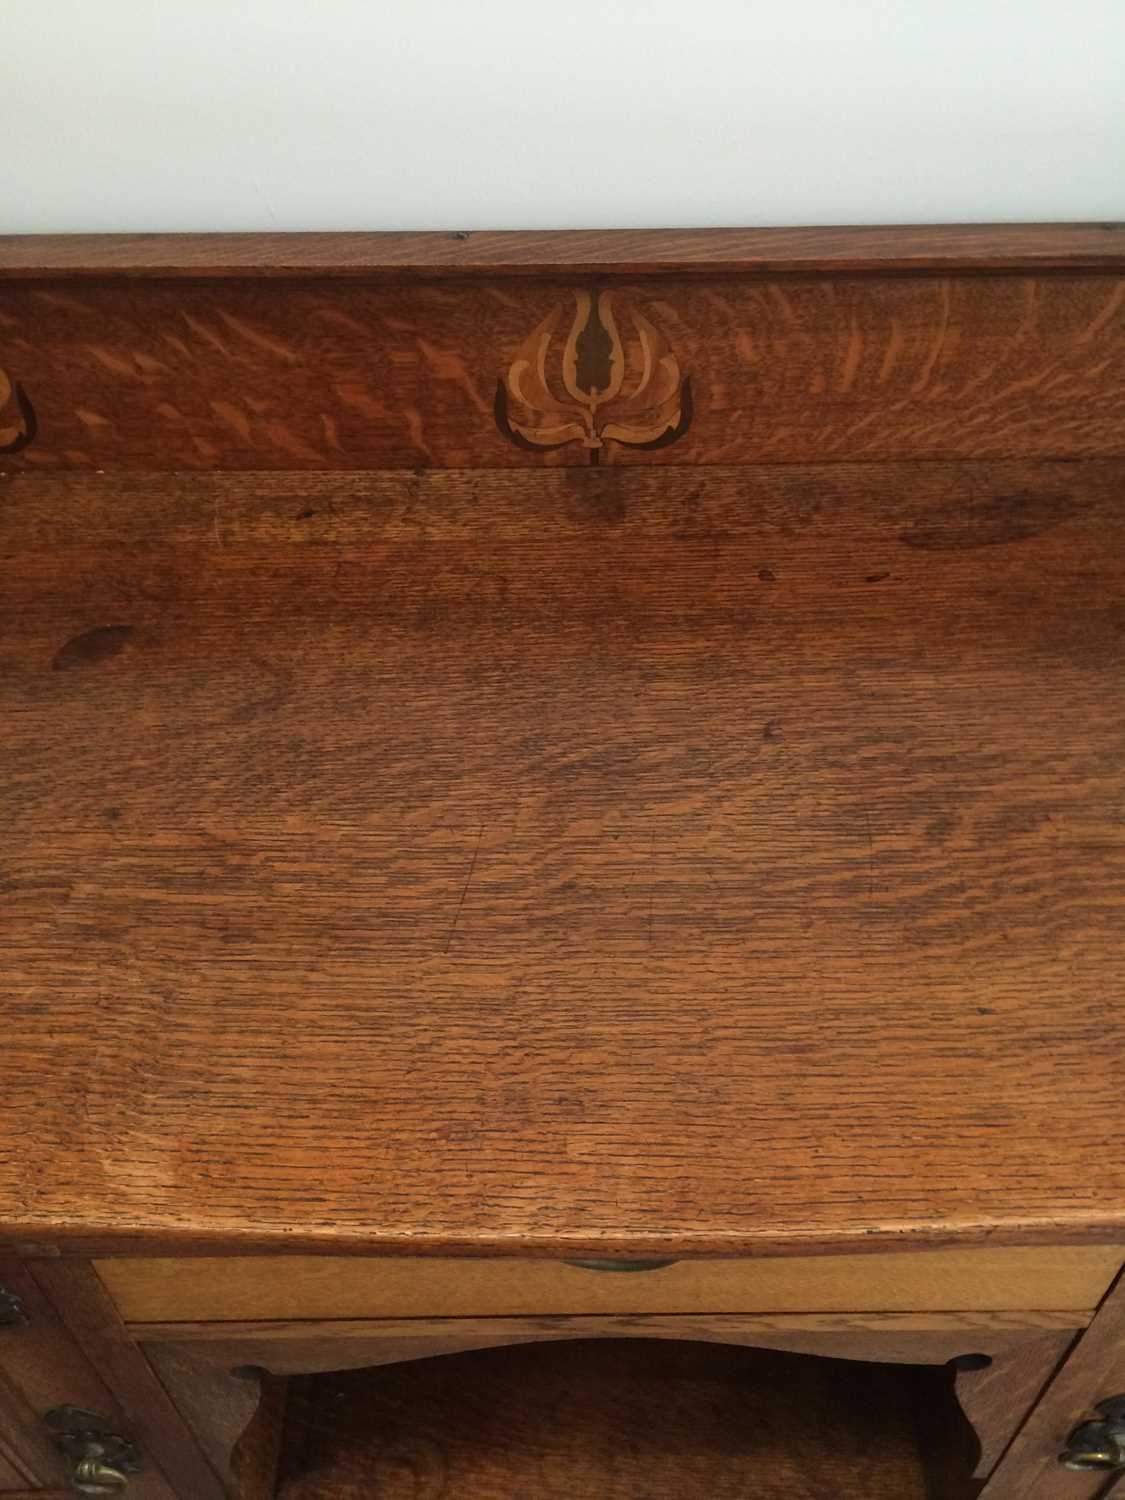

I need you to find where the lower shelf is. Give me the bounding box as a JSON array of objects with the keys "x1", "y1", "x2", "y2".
[{"x1": 268, "y1": 1338, "x2": 982, "y2": 1499}]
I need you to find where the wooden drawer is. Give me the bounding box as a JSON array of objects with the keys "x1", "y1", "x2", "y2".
[{"x1": 99, "y1": 1245, "x2": 1125, "y2": 1324}]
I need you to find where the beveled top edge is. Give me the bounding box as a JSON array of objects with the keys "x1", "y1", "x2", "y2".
[
  {"x1": 5, "y1": 1215, "x2": 1125, "y2": 1262},
  {"x1": 1, "y1": 224, "x2": 1124, "y2": 280}
]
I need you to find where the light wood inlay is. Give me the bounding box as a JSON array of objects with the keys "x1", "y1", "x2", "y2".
[{"x1": 1, "y1": 273, "x2": 1123, "y2": 470}]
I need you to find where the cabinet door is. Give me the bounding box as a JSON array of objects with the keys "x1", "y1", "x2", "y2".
[
  {"x1": 982, "y1": 1271, "x2": 1125, "y2": 1499},
  {"x1": 0, "y1": 1261, "x2": 174, "y2": 1500}
]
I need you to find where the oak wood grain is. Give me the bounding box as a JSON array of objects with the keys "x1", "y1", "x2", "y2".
[
  {"x1": 143, "y1": 1320, "x2": 1074, "y2": 1370},
  {"x1": 2, "y1": 225, "x2": 1124, "y2": 279},
  {"x1": 1, "y1": 273, "x2": 1123, "y2": 470},
  {"x1": 272, "y1": 1338, "x2": 979, "y2": 1499},
  {"x1": 2, "y1": 459, "x2": 1125, "y2": 1256},
  {"x1": 132, "y1": 1310, "x2": 1089, "y2": 1348}
]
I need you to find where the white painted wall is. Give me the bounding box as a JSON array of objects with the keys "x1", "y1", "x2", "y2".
[{"x1": 4, "y1": 0, "x2": 1124, "y2": 233}]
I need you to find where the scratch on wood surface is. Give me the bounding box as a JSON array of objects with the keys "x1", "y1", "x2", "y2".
[
  {"x1": 647, "y1": 828, "x2": 657, "y2": 947},
  {"x1": 446, "y1": 826, "x2": 485, "y2": 953}
]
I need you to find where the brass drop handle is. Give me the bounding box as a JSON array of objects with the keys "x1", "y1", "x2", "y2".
[
  {"x1": 71, "y1": 1456, "x2": 129, "y2": 1496},
  {"x1": 44, "y1": 1409, "x2": 142, "y2": 1496},
  {"x1": 1059, "y1": 1395, "x2": 1125, "y2": 1472}
]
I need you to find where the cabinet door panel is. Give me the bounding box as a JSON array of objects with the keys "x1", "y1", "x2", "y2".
[{"x1": 0, "y1": 1261, "x2": 160, "y2": 1495}]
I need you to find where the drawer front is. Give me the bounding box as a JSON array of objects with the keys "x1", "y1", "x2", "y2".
[{"x1": 99, "y1": 1245, "x2": 1125, "y2": 1324}]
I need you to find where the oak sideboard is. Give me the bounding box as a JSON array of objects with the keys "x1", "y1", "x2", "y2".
[{"x1": 2, "y1": 225, "x2": 1125, "y2": 1499}]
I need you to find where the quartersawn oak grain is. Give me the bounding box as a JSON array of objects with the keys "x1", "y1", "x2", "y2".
[
  {"x1": 2, "y1": 459, "x2": 1125, "y2": 1257},
  {"x1": 2, "y1": 273, "x2": 1123, "y2": 470}
]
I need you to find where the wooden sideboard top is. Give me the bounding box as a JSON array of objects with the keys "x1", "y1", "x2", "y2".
[
  {"x1": 1, "y1": 228, "x2": 1124, "y2": 1257},
  {"x1": 2, "y1": 223, "x2": 1125, "y2": 280}
]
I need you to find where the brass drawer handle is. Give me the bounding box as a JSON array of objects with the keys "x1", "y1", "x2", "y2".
[
  {"x1": 1059, "y1": 1395, "x2": 1125, "y2": 1472},
  {"x1": 71, "y1": 1459, "x2": 129, "y2": 1496},
  {"x1": 563, "y1": 1259, "x2": 678, "y2": 1273},
  {"x1": 45, "y1": 1408, "x2": 142, "y2": 1495}
]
